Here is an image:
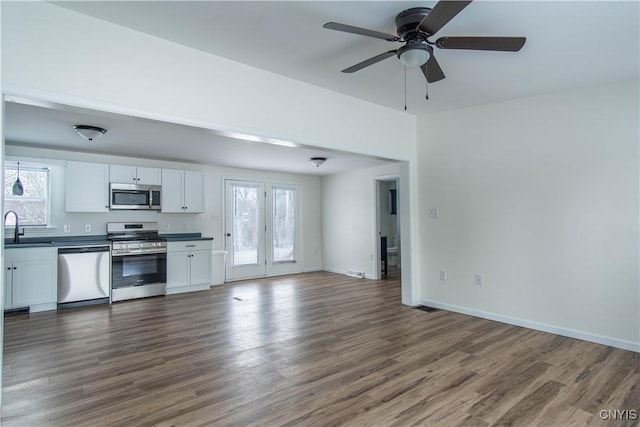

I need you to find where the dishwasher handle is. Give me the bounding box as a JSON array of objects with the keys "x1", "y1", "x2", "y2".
[{"x1": 58, "y1": 246, "x2": 110, "y2": 255}]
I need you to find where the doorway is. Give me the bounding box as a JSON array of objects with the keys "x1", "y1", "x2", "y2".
[
  {"x1": 224, "y1": 180, "x2": 301, "y2": 281},
  {"x1": 376, "y1": 175, "x2": 401, "y2": 281}
]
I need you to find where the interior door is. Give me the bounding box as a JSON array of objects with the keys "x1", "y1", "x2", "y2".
[
  {"x1": 225, "y1": 180, "x2": 266, "y2": 280},
  {"x1": 225, "y1": 180, "x2": 301, "y2": 281}
]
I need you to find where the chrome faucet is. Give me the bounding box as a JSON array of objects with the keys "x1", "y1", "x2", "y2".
[{"x1": 4, "y1": 211, "x2": 24, "y2": 244}]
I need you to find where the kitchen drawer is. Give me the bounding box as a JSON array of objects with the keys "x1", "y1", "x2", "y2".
[{"x1": 167, "y1": 240, "x2": 211, "y2": 252}]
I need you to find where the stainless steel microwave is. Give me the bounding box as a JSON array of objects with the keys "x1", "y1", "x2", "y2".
[{"x1": 109, "y1": 183, "x2": 161, "y2": 210}]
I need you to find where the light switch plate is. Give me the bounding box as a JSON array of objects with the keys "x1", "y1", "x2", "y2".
[
  {"x1": 439, "y1": 270, "x2": 447, "y2": 281},
  {"x1": 475, "y1": 274, "x2": 484, "y2": 286},
  {"x1": 63, "y1": 224, "x2": 71, "y2": 233}
]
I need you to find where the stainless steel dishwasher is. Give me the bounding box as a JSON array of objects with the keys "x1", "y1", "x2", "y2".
[{"x1": 58, "y1": 246, "x2": 110, "y2": 307}]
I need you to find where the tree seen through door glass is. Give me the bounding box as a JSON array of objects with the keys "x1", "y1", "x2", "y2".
[{"x1": 232, "y1": 185, "x2": 259, "y2": 266}]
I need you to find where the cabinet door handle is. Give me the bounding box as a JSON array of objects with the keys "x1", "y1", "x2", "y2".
[
  {"x1": 13, "y1": 267, "x2": 17, "y2": 270},
  {"x1": 6, "y1": 267, "x2": 11, "y2": 270}
]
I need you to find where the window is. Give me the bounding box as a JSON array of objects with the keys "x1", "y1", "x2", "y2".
[
  {"x1": 272, "y1": 186, "x2": 296, "y2": 262},
  {"x1": 4, "y1": 163, "x2": 50, "y2": 226}
]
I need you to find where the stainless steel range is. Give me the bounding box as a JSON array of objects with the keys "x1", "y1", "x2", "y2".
[{"x1": 107, "y1": 222, "x2": 167, "y2": 302}]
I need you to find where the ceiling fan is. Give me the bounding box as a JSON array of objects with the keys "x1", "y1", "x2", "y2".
[{"x1": 323, "y1": 0, "x2": 526, "y2": 91}]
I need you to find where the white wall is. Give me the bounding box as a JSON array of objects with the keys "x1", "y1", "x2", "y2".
[
  {"x1": 1, "y1": 1, "x2": 416, "y2": 161},
  {"x1": 417, "y1": 80, "x2": 639, "y2": 351},
  {"x1": 323, "y1": 163, "x2": 400, "y2": 279},
  {"x1": 5, "y1": 145, "x2": 323, "y2": 272}
]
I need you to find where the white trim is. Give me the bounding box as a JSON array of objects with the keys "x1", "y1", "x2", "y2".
[
  {"x1": 303, "y1": 267, "x2": 322, "y2": 273},
  {"x1": 322, "y1": 267, "x2": 375, "y2": 280},
  {"x1": 323, "y1": 267, "x2": 347, "y2": 275},
  {"x1": 421, "y1": 299, "x2": 640, "y2": 353}
]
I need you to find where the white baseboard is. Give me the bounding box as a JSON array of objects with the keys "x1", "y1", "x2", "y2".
[
  {"x1": 323, "y1": 267, "x2": 374, "y2": 280},
  {"x1": 323, "y1": 267, "x2": 346, "y2": 275},
  {"x1": 302, "y1": 267, "x2": 323, "y2": 273},
  {"x1": 421, "y1": 299, "x2": 640, "y2": 353}
]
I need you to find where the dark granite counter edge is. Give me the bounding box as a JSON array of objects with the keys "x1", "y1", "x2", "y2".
[
  {"x1": 161, "y1": 233, "x2": 213, "y2": 242},
  {"x1": 5, "y1": 233, "x2": 212, "y2": 248}
]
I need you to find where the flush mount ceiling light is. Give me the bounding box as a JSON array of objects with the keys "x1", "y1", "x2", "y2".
[
  {"x1": 73, "y1": 125, "x2": 107, "y2": 141},
  {"x1": 309, "y1": 157, "x2": 327, "y2": 167}
]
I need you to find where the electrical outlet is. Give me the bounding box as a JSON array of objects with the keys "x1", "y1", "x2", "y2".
[
  {"x1": 63, "y1": 224, "x2": 71, "y2": 233},
  {"x1": 85, "y1": 224, "x2": 91, "y2": 233},
  {"x1": 164, "y1": 224, "x2": 170, "y2": 231},
  {"x1": 475, "y1": 274, "x2": 484, "y2": 286},
  {"x1": 184, "y1": 224, "x2": 189, "y2": 230},
  {"x1": 429, "y1": 208, "x2": 439, "y2": 218},
  {"x1": 439, "y1": 270, "x2": 447, "y2": 281}
]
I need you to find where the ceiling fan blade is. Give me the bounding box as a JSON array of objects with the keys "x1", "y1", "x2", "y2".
[
  {"x1": 421, "y1": 52, "x2": 446, "y2": 83},
  {"x1": 323, "y1": 22, "x2": 400, "y2": 42},
  {"x1": 417, "y1": 1, "x2": 473, "y2": 35},
  {"x1": 341, "y1": 50, "x2": 398, "y2": 73},
  {"x1": 436, "y1": 36, "x2": 526, "y2": 51}
]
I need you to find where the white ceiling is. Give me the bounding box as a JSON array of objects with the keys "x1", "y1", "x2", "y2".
[
  {"x1": 5, "y1": 1, "x2": 638, "y2": 175},
  {"x1": 4, "y1": 100, "x2": 394, "y2": 175},
  {"x1": 52, "y1": 0, "x2": 639, "y2": 114}
]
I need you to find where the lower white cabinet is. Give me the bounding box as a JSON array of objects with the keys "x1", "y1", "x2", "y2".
[
  {"x1": 166, "y1": 240, "x2": 212, "y2": 295},
  {"x1": 4, "y1": 247, "x2": 57, "y2": 312}
]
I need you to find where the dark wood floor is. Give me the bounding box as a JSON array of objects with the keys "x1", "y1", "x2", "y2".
[{"x1": 2, "y1": 269, "x2": 638, "y2": 426}]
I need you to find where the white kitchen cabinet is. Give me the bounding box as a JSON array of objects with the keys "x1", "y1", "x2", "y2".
[
  {"x1": 166, "y1": 240, "x2": 212, "y2": 295},
  {"x1": 110, "y1": 164, "x2": 161, "y2": 185},
  {"x1": 161, "y1": 169, "x2": 204, "y2": 213},
  {"x1": 65, "y1": 161, "x2": 109, "y2": 212},
  {"x1": 4, "y1": 247, "x2": 57, "y2": 312}
]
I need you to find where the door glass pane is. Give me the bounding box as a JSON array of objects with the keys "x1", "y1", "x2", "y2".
[
  {"x1": 232, "y1": 184, "x2": 259, "y2": 266},
  {"x1": 273, "y1": 187, "x2": 295, "y2": 262}
]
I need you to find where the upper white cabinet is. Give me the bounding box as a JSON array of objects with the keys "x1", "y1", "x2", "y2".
[
  {"x1": 161, "y1": 169, "x2": 204, "y2": 213},
  {"x1": 65, "y1": 161, "x2": 109, "y2": 212},
  {"x1": 110, "y1": 164, "x2": 161, "y2": 185}
]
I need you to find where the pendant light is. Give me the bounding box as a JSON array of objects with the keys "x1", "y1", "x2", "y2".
[{"x1": 12, "y1": 162, "x2": 24, "y2": 196}]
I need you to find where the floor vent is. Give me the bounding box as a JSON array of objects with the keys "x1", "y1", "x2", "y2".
[
  {"x1": 414, "y1": 305, "x2": 439, "y2": 313},
  {"x1": 346, "y1": 270, "x2": 365, "y2": 279}
]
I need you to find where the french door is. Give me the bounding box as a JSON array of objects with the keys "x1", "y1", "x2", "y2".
[{"x1": 225, "y1": 180, "x2": 300, "y2": 281}]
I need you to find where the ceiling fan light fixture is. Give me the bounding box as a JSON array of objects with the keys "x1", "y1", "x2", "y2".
[
  {"x1": 73, "y1": 125, "x2": 107, "y2": 141},
  {"x1": 398, "y1": 45, "x2": 430, "y2": 68},
  {"x1": 309, "y1": 157, "x2": 327, "y2": 167}
]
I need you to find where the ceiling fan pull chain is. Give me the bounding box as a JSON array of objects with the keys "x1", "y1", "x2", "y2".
[
  {"x1": 404, "y1": 66, "x2": 407, "y2": 111},
  {"x1": 425, "y1": 73, "x2": 429, "y2": 100}
]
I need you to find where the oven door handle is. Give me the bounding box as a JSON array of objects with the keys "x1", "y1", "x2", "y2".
[{"x1": 112, "y1": 250, "x2": 167, "y2": 257}]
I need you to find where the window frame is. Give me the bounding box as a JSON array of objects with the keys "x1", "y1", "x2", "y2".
[{"x1": 3, "y1": 162, "x2": 52, "y2": 227}]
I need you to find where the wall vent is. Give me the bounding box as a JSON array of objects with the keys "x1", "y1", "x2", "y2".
[{"x1": 346, "y1": 270, "x2": 365, "y2": 279}]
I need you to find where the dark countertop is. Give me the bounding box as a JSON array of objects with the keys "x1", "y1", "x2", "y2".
[
  {"x1": 5, "y1": 233, "x2": 213, "y2": 249},
  {"x1": 4, "y1": 235, "x2": 111, "y2": 249},
  {"x1": 161, "y1": 233, "x2": 213, "y2": 242}
]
